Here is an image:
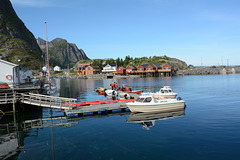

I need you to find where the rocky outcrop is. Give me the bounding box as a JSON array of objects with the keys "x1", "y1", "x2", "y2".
[
  {"x1": 0, "y1": 0, "x2": 44, "y2": 69},
  {"x1": 37, "y1": 37, "x2": 89, "y2": 68}
]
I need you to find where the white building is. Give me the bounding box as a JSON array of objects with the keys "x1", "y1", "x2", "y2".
[
  {"x1": 0, "y1": 59, "x2": 33, "y2": 87},
  {"x1": 102, "y1": 64, "x2": 117, "y2": 73},
  {"x1": 54, "y1": 66, "x2": 61, "y2": 72},
  {"x1": 42, "y1": 66, "x2": 47, "y2": 72}
]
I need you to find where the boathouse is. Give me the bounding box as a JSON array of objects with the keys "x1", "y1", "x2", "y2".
[
  {"x1": 137, "y1": 64, "x2": 148, "y2": 72},
  {"x1": 117, "y1": 66, "x2": 126, "y2": 74},
  {"x1": 146, "y1": 64, "x2": 156, "y2": 71},
  {"x1": 126, "y1": 66, "x2": 137, "y2": 74},
  {"x1": 162, "y1": 63, "x2": 174, "y2": 71},
  {"x1": 0, "y1": 59, "x2": 33, "y2": 87}
]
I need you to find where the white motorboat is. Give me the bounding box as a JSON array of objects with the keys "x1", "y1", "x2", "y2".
[
  {"x1": 126, "y1": 94, "x2": 185, "y2": 113},
  {"x1": 149, "y1": 86, "x2": 177, "y2": 99},
  {"x1": 105, "y1": 89, "x2": 118, "y2": 97}
]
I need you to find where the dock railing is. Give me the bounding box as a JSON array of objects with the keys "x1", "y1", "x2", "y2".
[
  {"x1": 0, "y1": 92, "x2": 21, "y2": 105},
  {"x1": 21, "y1": 93, "x2": 77, "y2": 110}
]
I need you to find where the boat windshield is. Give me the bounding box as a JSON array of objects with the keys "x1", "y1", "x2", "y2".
[
  {"x1": 136, "y1": 97, "x2": 145, "y2": 102},
  {"x1": 160, "y1": 89, "x2": 172, "y2": 93},
  {"x1": 143, "y1": 97, "x2": 152, "y2": 103}
]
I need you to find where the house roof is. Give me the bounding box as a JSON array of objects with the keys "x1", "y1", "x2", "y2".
[
  {"x1": 78, "y1": 63, "x2": 90, "y2": 67},
  {"x1": 139, "y1": 64, "x2": 148, "y2": 69},
  {"x1": 89, "y1": 65, "x2": 100, "y2": 69},
  {"x1": 118, "y1": 66, "x2": 126, "y2": 69},
  {"x1": 163, "y1": 63, "x2": 174, "y2": 68},
  {"x1": 149, "y1": 64, "x2": 156, "y2": 69},
  {"x1": 153, "y1": 63, "x2": 161, "y2": 68},
  {"x1": 104, "y1": 64, "x2": 117, "y2": 67},
  {"x1": 128, "y1": 66, "x2": 137, "y2": 70}
]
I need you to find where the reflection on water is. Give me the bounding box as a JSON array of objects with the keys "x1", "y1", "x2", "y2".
[
  {"x1": 127, "y1": 109, "x2": 185, "y2": 130},
  {"x1": 0, "y1": 111, "x2": 130, "y2": 160},
  {"x1": 1, "y1": 75, "x2": 240, "y2": 160},
  {"x1": 54, "y1": 77, "x2": 176, "y2": 100}
]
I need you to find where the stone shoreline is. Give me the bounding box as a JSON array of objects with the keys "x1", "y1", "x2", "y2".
[{"x1": 176, "y1": 66, "x2": 240, "y2": 76}]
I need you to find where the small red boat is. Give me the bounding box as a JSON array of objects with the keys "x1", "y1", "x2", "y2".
[
  {"x1": 0, "y1": 82, "x2": 10, "y2": 89},
  {"x1": 118, "y1": 88, "x2": 143, "y2": 95},
  {"x1": 129, "y1": 90, "x2": 143, "y2": 95}
]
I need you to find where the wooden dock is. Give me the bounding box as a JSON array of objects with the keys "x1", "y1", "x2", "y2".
[{"x1": 0, "y1": 91, "x2": 138, "y2": 116}]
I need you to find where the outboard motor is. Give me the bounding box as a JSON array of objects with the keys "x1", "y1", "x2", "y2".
[
  {"x1": 124, "y1": 94, "x2": 128, "y2": 99},
  {"x1": 177, "y1": 97, "x2": 182, "y2": 101}
]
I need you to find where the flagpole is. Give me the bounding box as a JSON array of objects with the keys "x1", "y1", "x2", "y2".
[{"x1": 45, "y1": 21, "x2": 51, "y2": 88}]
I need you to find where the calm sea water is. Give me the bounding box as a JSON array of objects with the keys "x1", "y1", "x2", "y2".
[{"x1": 1, "y1": 74, "x2": 240, "y2": 160}]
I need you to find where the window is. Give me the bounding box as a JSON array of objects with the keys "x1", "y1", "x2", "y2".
[
  {"x1": 144, "y1": 97, "x2": 152, "y2": 103},
  {"x1": 88, "y1": 67, "x2": 91, "y2": 71},
  {"x1": 136, "y1": 98, "x2": 145, "y2": 102}
]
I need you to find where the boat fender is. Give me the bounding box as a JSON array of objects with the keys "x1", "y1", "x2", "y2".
[{"x1": 6, "y1": 75, "x2": 12, "y2": 80}]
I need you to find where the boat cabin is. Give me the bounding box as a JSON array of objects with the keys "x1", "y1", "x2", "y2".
[{"x1": 159, "y1": 86, "x2": 173, "y2": 93}]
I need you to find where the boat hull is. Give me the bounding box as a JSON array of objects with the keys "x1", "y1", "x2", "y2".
[
  {"x1": 126, "y1": 101, "x2": 185, "y2": 113},
  {"x1": 130, "y1": 90, "x2": 143, "y2": 95}
]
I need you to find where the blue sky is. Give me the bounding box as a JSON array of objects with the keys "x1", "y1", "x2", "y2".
[{"x1": 10, "y1": 0, "x2": 240, "y2": 66}]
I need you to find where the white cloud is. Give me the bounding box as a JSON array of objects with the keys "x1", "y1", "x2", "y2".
[{"x1": 10, "y1": 0, "x2": 57, "y2": 7}]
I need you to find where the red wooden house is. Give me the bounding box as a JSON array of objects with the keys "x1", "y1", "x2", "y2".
[
  {"x1": 146, "y1": 64, "x2": 157, "y2": 71},
  {"x1": 162, "y1": 63, "x2": 174, "y2": 71},
  {"x1": 137, "y1": 64, "x2": 148, "y2": 72},
  {"x1": 126, "y1": 66, "x2": 137, "y2": 74},
  {"x1": 77, "y1": 63, "x2": 90, "y2": 75},
  {"x1": 85, "y1": 65, "x2": 101, "y2": 75},
  {"x1": 117, "y1": 66, "x2": 126, "y2": 74}
]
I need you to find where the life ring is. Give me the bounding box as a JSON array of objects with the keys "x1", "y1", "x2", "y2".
[{"x1": 6, "y1": 75, "x2": 12, "y2": 80}]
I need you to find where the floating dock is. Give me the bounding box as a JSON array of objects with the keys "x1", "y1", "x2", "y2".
[{"x1": 64, "y1": 101, "x2": 131, "y2": 117}]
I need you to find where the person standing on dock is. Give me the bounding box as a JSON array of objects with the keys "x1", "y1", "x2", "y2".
[
  {"x1": 110, "y1": 82, "x2": 114, "y2": 90},
  {"x1": 114, "y1": 82, "x2": 118, "y2": 90},
  {"x1": 122, "y1": 84, "x2": 126, "y2": 91}
]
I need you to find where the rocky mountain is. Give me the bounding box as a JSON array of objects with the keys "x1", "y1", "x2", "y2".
[
  {"x1": 0, "y1": 0, "x2": 44, "y2": 69},
  {"x1": 37, "y1": 37, "x2": 89, "y2": 68}
]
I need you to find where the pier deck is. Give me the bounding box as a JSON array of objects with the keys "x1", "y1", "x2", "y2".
[{"x1": 65, "y1": 101, "x2": 128, "y2": 116}]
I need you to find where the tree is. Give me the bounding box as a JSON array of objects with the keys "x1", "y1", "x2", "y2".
[{"x1": 116, "y1": 57, "x2": 121, "y2": 66}]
